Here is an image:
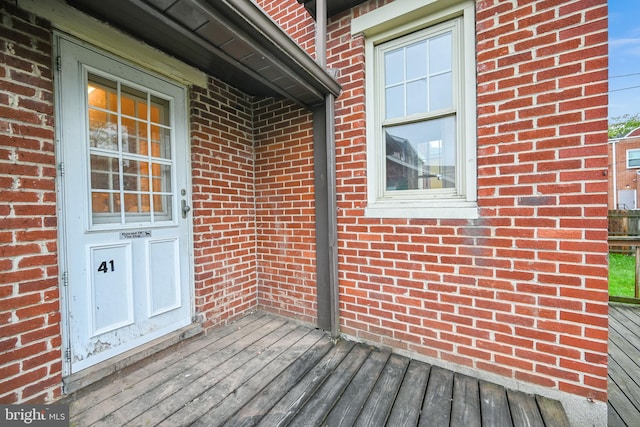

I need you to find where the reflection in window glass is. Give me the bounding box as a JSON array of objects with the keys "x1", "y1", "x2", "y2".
[
  {"x1": 90, "y1": 155, "x2": 120, "y2": 190},
  {"x1": 384, "y1": 116, "x2": 456, "y2": 191},
  {"x1": 87, "y1": 72, "x2": 173, "y2": 225}
]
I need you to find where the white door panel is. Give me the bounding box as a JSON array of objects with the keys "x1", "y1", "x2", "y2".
[{"x1": 57, "y1": 37, "x2": 192, "y2": 373}]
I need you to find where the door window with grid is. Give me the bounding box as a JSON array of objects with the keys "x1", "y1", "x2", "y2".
[{"x1": 87, "y1": 73, "x2": 174, "y2": 226}]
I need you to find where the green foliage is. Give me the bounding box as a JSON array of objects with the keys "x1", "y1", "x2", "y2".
[
  {"x1": 609, "y1": 253, "x2": 637, "y2": 297},
  {"x1": 609, "y1": 113, "x2": 640, "y2": 139}
]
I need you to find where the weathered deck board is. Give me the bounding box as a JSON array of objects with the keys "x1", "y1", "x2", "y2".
[
  {"x1": 132, "y1": 322, "x2": 303, "y2": 427},
  {"x1": 72, "y1": 315, "x2": 286, "y2": 426},
  {"x1": 615, "y1": 303, "x2": 640, "y2": 329},
  {"x1": 507, "y1": 389, "x2": 545, "y2": 427},
  {"x1": 324, "y1": 348, "x2": 389, "y2": 427},
  {"x1": 609, "y1": 302, "x2": 640, "y2": 427},
  {"x1": 191, "y1": 329, "x2": 326, "y2": 427},
  {"x1": 255, "y1": 340, "x2": 355, "y2": 427},
  {"x1": 535, "y1": 395, "x2": 571, "y2": 427},
  {"x1": 479, "y1": 381, "x2": 513, "y2": 427},
  {"x1": 63, "y1": 312, "x2": 572, "y2": 427},
  {"x1": 68, "y1": 313, "x2": 271, "y2": 416},
  {"x1": 385, "y1": 360, "x2": 430, "y2": 427},
  {"x1": 220, "y1": 335, "x2": 333, "y2": 427},
  {"x1": 608, "y1": 402, "x2": 626, "y2": 427},
  {"x1": 419, "y1": 366, "x2": 454, "y2": 427},
  {"x1": 353, "y1": 353, "x2": 409, "y2": 427},
  {"x1": 286, "y1": 344, "x2": 371, "y2": 426},
  {"x1": 450, "y1": 373, "x2": 481, "y2": 427},
  {"x1": 116, "y1": 319, "x2": 295, "y2": 426}
]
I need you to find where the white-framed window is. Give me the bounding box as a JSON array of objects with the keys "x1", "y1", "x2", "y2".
[
  {"x1": 353, "y1": 0, "x2": 477, "y2": 219},
  {"x1": 627, "y1": 148, "x2": 640, "y2": 168}
]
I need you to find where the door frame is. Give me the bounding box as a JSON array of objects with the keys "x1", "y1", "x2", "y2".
[{"x1": 53, "y1": 32, "x2": 195, "y2": 378}]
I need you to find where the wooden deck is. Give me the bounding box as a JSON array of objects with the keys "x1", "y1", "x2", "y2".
[
  {"x1": 609, "y1": 302, "x2": 640, "y2": 426},
  {"x1": 63, "y1": 312, "x2": 570, "y2": 427}
]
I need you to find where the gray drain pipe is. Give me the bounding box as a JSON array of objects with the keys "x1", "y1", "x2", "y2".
[{"x1": 314, "y1": 0, "x2": 339, "y2": 338}]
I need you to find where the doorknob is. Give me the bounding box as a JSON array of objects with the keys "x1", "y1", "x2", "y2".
[{"x1": 181, "y1": 199, "x2": 191, "y2": 218}]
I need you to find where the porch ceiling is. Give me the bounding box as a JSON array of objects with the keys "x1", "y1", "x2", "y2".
[{"x1": 66, "y1": 0, "x2": 341, "y2": 108}]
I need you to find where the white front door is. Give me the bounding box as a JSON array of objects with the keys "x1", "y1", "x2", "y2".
[{"x1": 57, "y1": 37, "x2": 193, "y2": 373}]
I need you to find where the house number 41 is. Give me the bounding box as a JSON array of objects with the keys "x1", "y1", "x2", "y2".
[{"x1": 97, "y1": 260, "x2": 115, "y2": 273}]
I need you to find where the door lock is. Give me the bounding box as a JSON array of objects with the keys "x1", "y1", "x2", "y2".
[{"x1": 181, "y1": 199, "x2": 191, "y2": 218}]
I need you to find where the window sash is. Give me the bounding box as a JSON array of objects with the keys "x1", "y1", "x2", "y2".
[{"x1": 375, "y1": 19, "x2": 463, "y2": 200}]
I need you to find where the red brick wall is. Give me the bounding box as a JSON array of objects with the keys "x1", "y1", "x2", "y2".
[
  {"x1": 467, "y1": 0, "x2": 608, "y2": 401},
  {"x1": 190, "y1": 78, "x2": 258, "y2": 329},
  {"x1": 255, "y1": 0, "x2": 316, "y2": 56},
  {"x1": 0, "y1": 1, "x2": 62, "y2": 403},
  {"x1": 254, "y1": 98, "x2": 318, "y2": 324},
  {"x1": 257, "y1": 0, "x2": 610, "y2": 402}
]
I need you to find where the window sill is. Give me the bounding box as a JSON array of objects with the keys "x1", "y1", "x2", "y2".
[{"x1": 365, "y1": 200, "x2": 478, "y2": 219}]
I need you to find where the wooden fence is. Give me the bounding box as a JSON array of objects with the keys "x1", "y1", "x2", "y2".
[
  {"x1": 609, "y1": 210, "x2": 640, "y2": 254},
  {"x1": 609, "y1": 210, "x2": 640, "y2": 237},
  {"x1": 609, "y1": 210, "x2": 640, "y2": 299}
]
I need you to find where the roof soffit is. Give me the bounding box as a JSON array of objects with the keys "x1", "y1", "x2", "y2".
[{"x1": 65, "y1": 0, "x2": 340, "y2": 107}]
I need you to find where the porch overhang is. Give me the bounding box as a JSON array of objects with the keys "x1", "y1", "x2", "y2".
[
  {"x1": 64, "y1": 0, "x2": 341, "y2": 108},
  {"x1": 297, "y1": 0, "x2": 368, "y2": 18}
]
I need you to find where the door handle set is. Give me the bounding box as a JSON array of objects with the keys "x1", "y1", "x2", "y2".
[{"x1": 181, "y1": 199, "x2": 191, "y2": 219}]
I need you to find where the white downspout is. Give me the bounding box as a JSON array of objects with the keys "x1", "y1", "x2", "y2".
[{"x1": 611, "y1": 139, "x2": 617, "y2": 209}]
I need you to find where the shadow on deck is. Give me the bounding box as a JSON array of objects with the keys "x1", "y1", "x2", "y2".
[
  {"x1": 62, "y1": 312, "x2": 570, "y2": 426},
  {"x1": 609, "y1": 302, "x2": 640, "y2": 426}
]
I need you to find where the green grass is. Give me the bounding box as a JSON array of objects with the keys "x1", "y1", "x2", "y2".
[{"x1": 609, "y1": 253, "x2": 637, "y2": 297}]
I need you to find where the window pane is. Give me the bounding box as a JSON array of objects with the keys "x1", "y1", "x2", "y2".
[
  {"x1": 87, "y1": 74, "x2": 117, "y2": 112},
  {"x1": 385, "y1": 85, "x2": 404, "y2": 119},
  {"x1": 124, "y1": 193, "x2": 151, "y2": 223},
  {"x1": 384, "y1": 116, "x2": 456, "y2": 191},
  {"x1": 429, "y1": 32, "x2": 452, "y2": 75},
  {"x1": 151, "y1": 96, "x2": 170, "y2": 126},
  {"x1": 89, "y1": 112, "x2": 119, "y2": 150},
  {"x1": 429, "y1": 73, "x2": 453, "y2": 110},
  {"x1": 122, "y1": 160, "x2": 150, "y2": 192},
  {"x1": 406, "y1": 40, "x2": 427, "y2": 80},
  {"x1": 121, "y1": 85, "x2": 147, "y2": 118},
  {"x1": 121, "y1": 117, "x2": 144, "y2": 155},
  {"x1": 90, "y1": 155, "x2": 120, "y2": 190},
  {"x1": 151, "y1": 163, "x2": 172, "y2": 193},
  {"x1": 92, "y1": 192, "x2": 121, "y2": 219},
  {"x1": 385, "y1": 48, "x2": 404, "y2": 86},
  {"x1": 407, "y1": 79, "x2": 428, "y2": 116},
  {"x1": 150, "y1": 125, "x2": 172, "y2": 159},
  {"x1": 153, "y1": 194, "x2": 173, "y2": 220}
]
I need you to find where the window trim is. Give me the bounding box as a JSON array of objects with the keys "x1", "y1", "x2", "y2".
[{"x1": 354, "y1": 0, "x2": 477, "y2": 219}]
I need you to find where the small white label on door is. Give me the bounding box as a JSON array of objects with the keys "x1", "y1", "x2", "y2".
[{"x1": 120, "y1": 230, "x2": 152, "y2": 239}]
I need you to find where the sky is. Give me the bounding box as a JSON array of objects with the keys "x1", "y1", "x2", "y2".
[{"x1": 609, "y1": 0, "x2": 640, "y2": 121}]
